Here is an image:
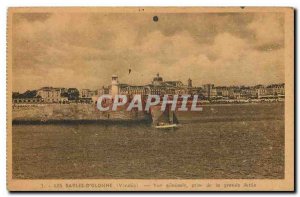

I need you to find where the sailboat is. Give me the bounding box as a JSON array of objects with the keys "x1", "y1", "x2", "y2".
[{"x1": 155, "y1": 104, "x2": 179, "y2": 129}]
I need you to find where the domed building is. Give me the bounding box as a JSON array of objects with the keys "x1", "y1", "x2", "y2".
[{"x1": 152, "y1": 73, "x2": 163, "y2": 86}]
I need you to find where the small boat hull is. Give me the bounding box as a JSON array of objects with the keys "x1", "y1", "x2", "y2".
[{"x1": 155, "y1": 124, "x2": 178, "y2": 129}]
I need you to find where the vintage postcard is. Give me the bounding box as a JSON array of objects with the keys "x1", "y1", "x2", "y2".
[{"x1": 7, "y1": 7, "x2": 294, "y2": 191}]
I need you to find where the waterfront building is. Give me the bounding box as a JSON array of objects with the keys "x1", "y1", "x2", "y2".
[
  {"x1": 126, "y1": 86, "x2": 146, "y2": 96},
  {"x1": 36, "y1": 87, "x2": 81, "y2": 103},
  {"x1": 203, "y1": 84, "x2": 217, "y2": 99},
  {"x1": 80, "y1": 89, "x2": 96, "y2": 98},
  {"x1": 232, "y1": 91, "x2": 241, "y2": 99},
  {"x1": 267, "y1": 83, "x2": 285, "y2": 97},
  {"x1": 152, "y1": 73, "x2": 163, "y2": 86},
  {"x1": 37, "y1": 87, "x2": 61, "y2": 103},
  {"x1": 257, "y1": 87, "x2": 273, "y2": 99},
  {"x1": 227, "y1": 86, "x2": 239, "y2": 99},
  {"x1": 240, "y1": 86, "x2": 252, "y2": 99},
  {"x1": 254, "y1": 84, "x2": 285, "y2": 99},
  {"x1": 215, "y1": 86, "x2": 229, "y2": 98},
  {"x1": 98, "y1": 86, "x2": 110, "y2": 96}
]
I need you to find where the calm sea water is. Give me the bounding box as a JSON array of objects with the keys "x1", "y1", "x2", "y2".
[{"x1": 12, "y1": 103, "x2": 284, "y2": 179}]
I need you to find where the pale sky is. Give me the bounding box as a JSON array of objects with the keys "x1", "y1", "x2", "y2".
[{"x1": 12, "y1": 12, "x2": 285, "y2": 92}]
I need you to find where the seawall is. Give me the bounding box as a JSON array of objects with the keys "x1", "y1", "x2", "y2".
[{"x1": 12, "y1": 104, "x2": 151, "y2": 123}]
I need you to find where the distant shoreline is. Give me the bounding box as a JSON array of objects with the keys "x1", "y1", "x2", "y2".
[{"x1": 12, "y1": 101, "x2": 285, "y2": 107}]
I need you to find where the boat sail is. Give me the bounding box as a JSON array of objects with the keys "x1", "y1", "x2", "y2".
[{"x1": 155, "y1": 104, "x2": 179, "y2": 129}]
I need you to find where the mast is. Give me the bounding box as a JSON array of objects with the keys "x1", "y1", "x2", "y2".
[{"x1": 169, "y1": 105, "x2": 173, "y2": 124}]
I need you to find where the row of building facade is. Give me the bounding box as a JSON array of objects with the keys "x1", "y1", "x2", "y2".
[
  {"x1": 12, "y1": 73, "x2": 285, "y2": 104},
  {"x1": 13, "y1": 87, "x2": 89, "y2": 104},
  {"x1": 108, "y1": 73, "x2": 285, "y2": 100}
]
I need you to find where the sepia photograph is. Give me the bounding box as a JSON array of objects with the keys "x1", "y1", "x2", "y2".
[{"x1": 6, "y1": 7, "x2": 294, "y2": 191}]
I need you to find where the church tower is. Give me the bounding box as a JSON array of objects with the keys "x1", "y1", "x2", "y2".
[{"x1": 188, "y1": 78, "x2": 192, "y2": 88}]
